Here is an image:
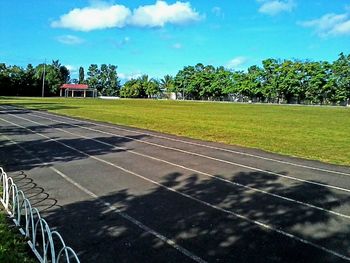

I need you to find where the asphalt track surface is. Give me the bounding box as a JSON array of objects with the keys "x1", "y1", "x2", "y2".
[{"x1": 1, "y1": 105, "x2": 350, "y2": 263}]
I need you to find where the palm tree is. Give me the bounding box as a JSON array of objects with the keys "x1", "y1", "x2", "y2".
[
  {"x1": 138, "y1": 75, "x2": 160, "y2": 98},
  {"x1": 160, "y1": 75, "x2": 174, "y2": 93},
  {"x1": 52, "y1": 60, "x2": 61, "y2": 70}
]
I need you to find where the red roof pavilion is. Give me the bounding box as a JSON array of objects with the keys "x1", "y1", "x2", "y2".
[
  {"x1": 60, "y1": 84, "x2": 97, "y2": 97},
  {"x1": 60, "y1": 84, "x2": 88, "y2": 89}
]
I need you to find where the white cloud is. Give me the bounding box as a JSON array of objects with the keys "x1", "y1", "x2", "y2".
[
  {"x1": 51, "y1": 4, "x2": 131, "y2": 31},
  {"x1": 172, "y1": 43, "x2": 182, "y2": 49},
  {"x1": 258, "y1": 0, "x2": 295, "y2": 16},
  {"x1": 333, "y1": 20, "x2": 350, "y2": 35},
  {"x1": 51, "y1": 1, "x2": 201, "y2": 31},
  {"x1": 130, "y1": 1, "x2": 201, "y2": 27},
  {"x1": 65, "y1": 65, "x2": 78, "y2": 75},
  {"x1": 56, "y1": 35, "x2": 84, "y2": 45},
  {"x1": 119, "y1": 72, "x2": 142, "y2": 81},
  {"x1": 300, "y1": 13, "x2": 350, "y2": 37},
  {"x1": 226, "y1": 56, "x2": 248, "y2": 69}
]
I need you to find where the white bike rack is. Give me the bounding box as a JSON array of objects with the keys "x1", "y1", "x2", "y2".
[{"x1": 0, "y1": 167, "x2": 80, "y2": 263}]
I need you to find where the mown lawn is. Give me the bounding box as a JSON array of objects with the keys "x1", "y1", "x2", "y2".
[
  {"x1": 0, "y1": 208, "x2": 35, "y2": 263},
  {"x1": 0, "y1": 97, "x2": 349, "y2": 166}
]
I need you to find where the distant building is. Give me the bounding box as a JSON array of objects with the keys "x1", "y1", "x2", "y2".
[
  {"x1": 60, "y1": 84, "x2": 97, "y2": 98},
  {"x1": 166, "y1": 92, "x2": 182, "y2": 100}
]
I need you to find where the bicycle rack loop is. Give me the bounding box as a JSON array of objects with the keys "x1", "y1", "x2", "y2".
[{"x1": 0, "y1": 167, "x2": 80, "y2": 263}]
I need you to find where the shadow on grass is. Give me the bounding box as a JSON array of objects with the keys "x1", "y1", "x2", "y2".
[{"x1": 0, "y1": 101, "x2": 79, "y2": 112}]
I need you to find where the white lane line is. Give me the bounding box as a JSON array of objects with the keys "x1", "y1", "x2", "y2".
[
  {"x1": 22, "y1": 106, "x2": 350, "y2": 177},
  {"x1": 1, "y1": 134, "x2": 207, "y2": 263},
  {"x1": 16, "y1": 109, "x2": 350, "y2": 194},
  {"x1": 1, "y1": 117, "x2": 350, "y2": 262},
  {"x1": 13, "y1": 112, "x2": 350, "y2": 220}
]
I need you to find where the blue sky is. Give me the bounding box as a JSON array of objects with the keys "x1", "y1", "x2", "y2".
[{"x1": 1, "y1": 0, "x2": 350, "y2": 80}]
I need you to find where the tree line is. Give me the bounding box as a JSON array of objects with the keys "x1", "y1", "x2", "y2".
[
  {"x1": 120, "y1": 53, "x2": 350, "y2": 105},
  {"x1": 0, "y1": 61, "x2": 120, "y2": 97},
  {"x1": 1, "y1": 53, "x2": 349, "y2": 105},
  {"x1": 0, "y1": 60, "x2": 70, "y2": 96}
]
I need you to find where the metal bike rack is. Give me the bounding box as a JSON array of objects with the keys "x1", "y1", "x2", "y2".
[{"x1": 0, "y1": 167, "x2": 80, "y2": 263}]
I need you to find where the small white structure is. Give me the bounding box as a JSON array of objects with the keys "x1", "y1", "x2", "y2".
[{"x1": 99, "y1": 96, "x2": 120, "y2": 100}]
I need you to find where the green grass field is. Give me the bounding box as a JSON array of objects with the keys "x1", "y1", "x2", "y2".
[
  {"x1": 0, "y1": 208, "x2": 35, "y2": 263},
  {"x1": 1, "y1": 97, "x2": 349, "y2": 166}
]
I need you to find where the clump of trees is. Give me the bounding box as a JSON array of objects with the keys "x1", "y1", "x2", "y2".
[
  {"x1": 118, "y1": 53, "x2": 350, "y2": 105},
  {"x1": 169, "y1": 53, "x2": 349, "y2": 105},
  {"x1": 0, "y1": 61, "x2": 121, "y2": 97},
  {"x1": 120, "y1": 75, "x2": 160, "y2": 98},
  {"x1": 85, "y1": 64, "x2": 120, "y2": 96},
  {"x1": 0, "y1": 60, "x2": 70, "y2": 96},
  {"x1": 1, "y1": 53, "x2": 349, "y2": 105}
]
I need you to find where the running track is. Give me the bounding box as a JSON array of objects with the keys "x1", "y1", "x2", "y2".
[{"x1": 0, "y1": 105, "x2": 350, "y2": 263}]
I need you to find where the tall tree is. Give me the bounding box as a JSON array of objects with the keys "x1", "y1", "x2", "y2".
[
  {"x1": 87, "y1": 64, "x2": 100, "y2": 91},
  {"x1": 160, "y1": 75, "x2": 175, "y2": 93},
  {"x1": 23, "y1": 64, "x2": 39, "y2": 96},
  {"x1": 97, "y1": 64, "x2": 120, "y2": 96},
  {"x1": 174, "y1": 65, "x2": 196, "y2": 99},
  {"x1": 304, "y1": 61, "x2": 330, "y2": 104},
  {"x1": 198, "y1": 65, "x2": 216, "y2": 99},
  {"x1": 0, "y1": 63, "x2": 10, "y2": 94},
  {"x1": 139, "y1": 75, "x2": 160, "y2": 98},
  {"x1": 52, "y1": 60, "x2": 61, "y2": 70},
  {"x1": 33, "y1": 60, "x2": 70, "y2": 96},
  {"x1": 59, "y1": 65, "x2": 70, "y2": 84},
  {"x1": 120, "y1": 78, "x2": 145, "y2": 98},
  {"x1": 279, "y1": 60, "x2": 300, "y2": 103},
  {"x1": 262, "y1": 59, "x2": 282, "y2": 103},
  {"x1": 214, "y1": 66, "x2": 234, "y2": 98},
  {"x1": 332, "y1": 53, "x2": 350, "y2": 105},
  {"x1": 79, "y1": 66, "x2": 85, "y2": 84},
  {"x1": 99, "y1": 64, "x2": 108, "y2": 94},
  {"x1": 106, "y1": 64, "x2": 120, "y2": 96}
]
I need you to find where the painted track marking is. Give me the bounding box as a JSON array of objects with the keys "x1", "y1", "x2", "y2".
[
  {"x1": 7, "y1": 107, "x2": 350, "y2": 194},
  {"x1": 7, "y1": 111, "x2": 350, "y2": 220},
  {"x1": 1, "y1": 117, "x2": 350, "y2": 261},
  {"x1": 1, "y1": 134, "x2": 207, "y2": 263},
  {"x1": 14, "y1": 105, "x2": 349, "y2": 177}
]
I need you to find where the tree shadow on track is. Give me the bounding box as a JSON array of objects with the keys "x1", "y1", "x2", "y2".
[
  {"x1": 1, "y1": 107, "x2": 350, "y2": 262},
  {"x1": 0, "y1": 125, "x2": 149, "y2": 173},
  {"x1": 0, "y1": 121, "x2": 100, "y2": 136},
  {"x1": 43, "y1": 171, "x2": 350, "y2": 263}
]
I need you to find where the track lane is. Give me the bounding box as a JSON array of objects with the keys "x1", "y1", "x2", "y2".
[
  {"x1": 17, "y1": 107, "x2": 350, "y2": 192},
  {"x1": 6, "y1": 108, "x2": 350, "y2": 218},
  {"x1": 0, "y1": 121, "x2": 207, "y2": 263},
  {"x1": 11, "y1": 105, "x2": 348, "y2": 177},
  {"x1": 0, "y1": 109, "x2": 350, "y2": 262}
]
